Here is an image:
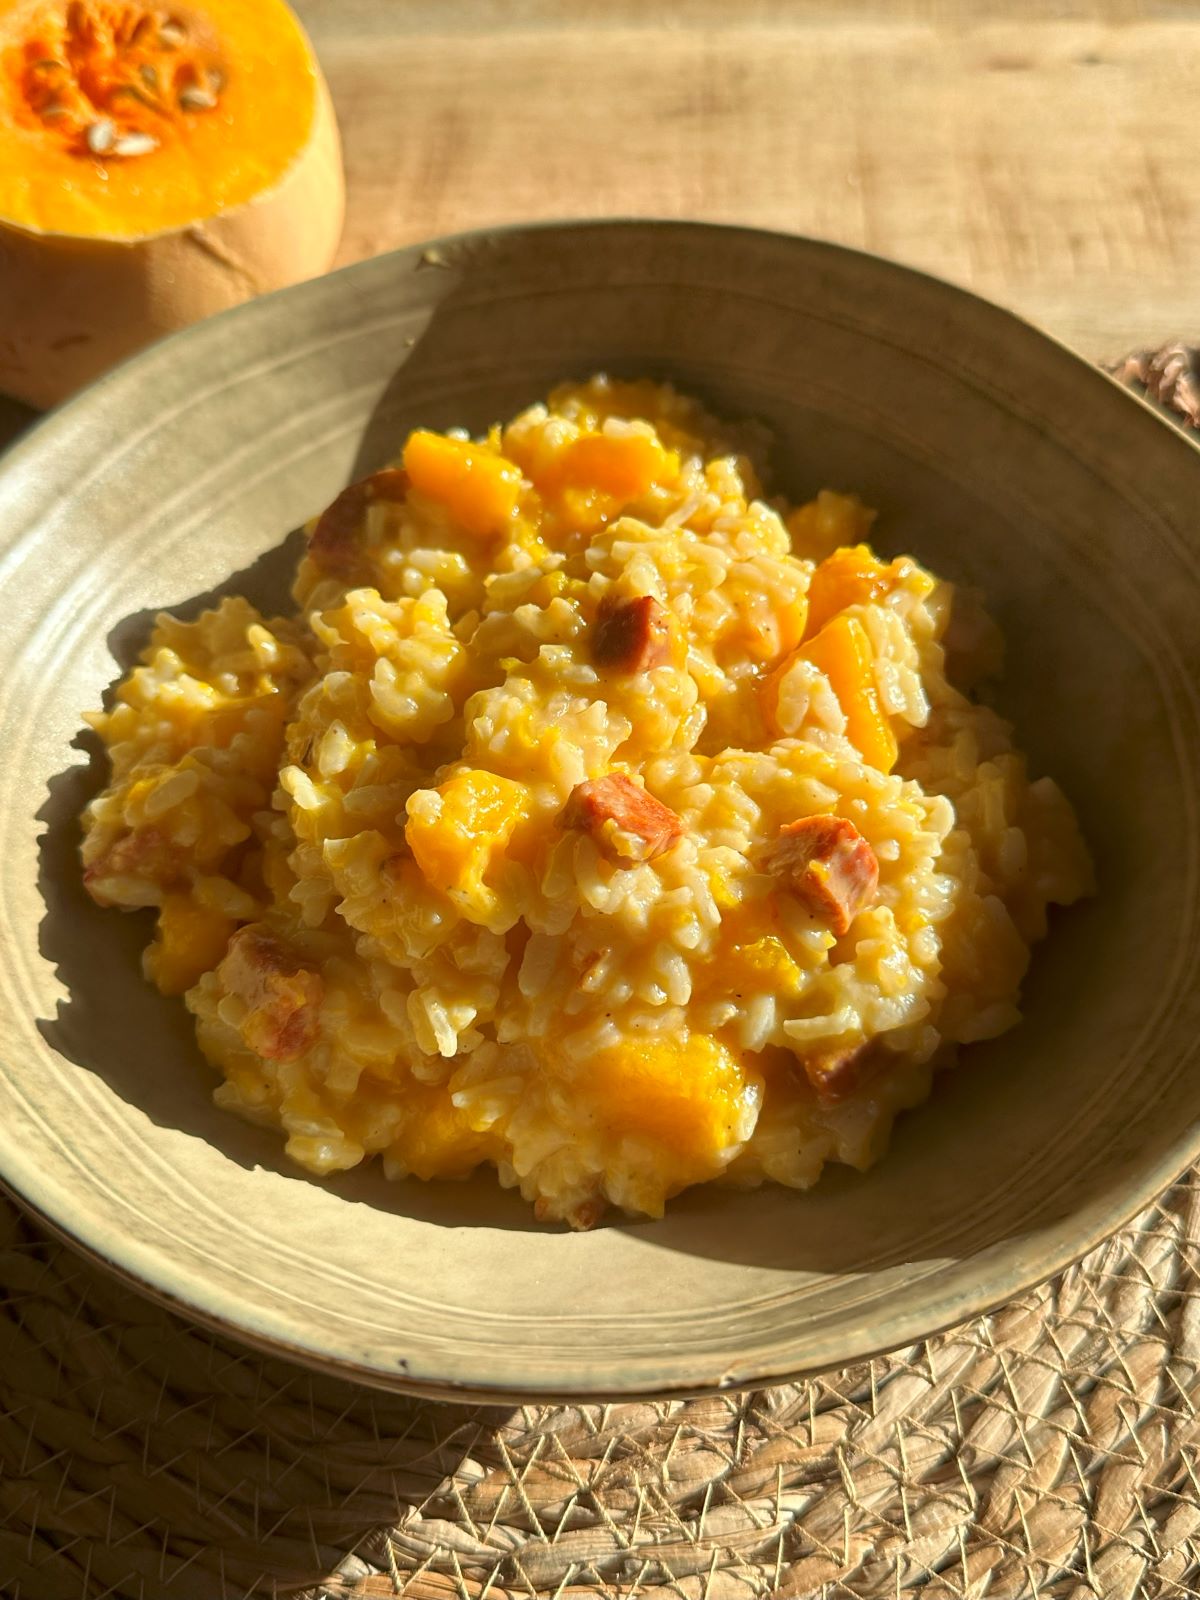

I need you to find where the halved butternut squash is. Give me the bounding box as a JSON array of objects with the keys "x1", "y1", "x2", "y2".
[{"x1": 0, "y1": 0, "x2": 344, "y2": 406}]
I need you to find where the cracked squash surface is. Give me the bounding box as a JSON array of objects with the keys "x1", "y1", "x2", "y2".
[
  {"x1": 0, "y1": 0, "x2": 343, "y2": 406},
  {"x1": 80, "y1": 379, "x2": 1093, "y2": 1227}
]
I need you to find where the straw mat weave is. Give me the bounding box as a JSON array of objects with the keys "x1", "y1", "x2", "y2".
[{"x1": 2, "y1": 347, "x2": 1199, "y2": 1600}]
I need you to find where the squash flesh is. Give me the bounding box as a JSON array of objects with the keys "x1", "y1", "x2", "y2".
[
  {"x1": 801, "y1": 613, "x2": 899, "y2": 773},
  {"x1": 0, "y1": 0, "x2": 321, "y2": 238},
  {"x1": 804, "y1": 544, "x2": 899, "y2": 639},
  {"x1": 403, "y1": 432, "x2": 524, "y2": 539}
]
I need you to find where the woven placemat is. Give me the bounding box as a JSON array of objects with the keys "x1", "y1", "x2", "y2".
[{"x1": 3, "y1": 346, "x2": 1199, "y2": 1600}]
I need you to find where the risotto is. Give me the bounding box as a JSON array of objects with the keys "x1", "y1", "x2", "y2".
[{"x1": 80, "y1": 378, "x2": 1093, "y2": 1227}]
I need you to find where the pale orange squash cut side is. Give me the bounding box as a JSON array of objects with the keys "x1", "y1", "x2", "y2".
[{"x1": 0, "y1": 0, "x2": 344, "y2": 406}]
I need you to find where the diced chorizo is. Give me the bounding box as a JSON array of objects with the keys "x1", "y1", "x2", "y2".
[
  {"x1": 307, "y1": 468, "x2": 409, "y2": 577},
  {"x1": 562, "y1": 774, "x2": 684, "y2": 862},
  {"x1": 534, "y1": 1194, "x2": 606, "y2": 1230},
  {"x1": 83, "y1": 826, "x2": 183, "y2": 905},
  {"x1": 766, "y1": 813, "x2": 879, "y2": 936},
  {"x1": 800, "y1": 1040, "x2": 882, "y2": 1105},
  {"x1": 592, "y1": 594, "x2": 673, "y2": 672},
  {"x1": 216, "y1": 924, "x2": 324, "y2": 1062}
]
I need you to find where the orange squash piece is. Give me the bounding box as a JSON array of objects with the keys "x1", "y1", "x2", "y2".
[
  {"x1": 585, "y1": 1033, "x2": 748, "y2": 1166},
  {"x1": 405, "y1": 768, "x2": 533, "y2": 923},
  {"x1": 801, "y1": 613, "x2": 898, "y2": 773},
  {"x1": 0, "y1": 0, "x2": 344, "y2": 406},
  {"x1": 388, "y1": 1083, "x2": 494, "y2": 1183},
  {"x1": 563, "y1": 432, "x2": 675, "y2": 499},
  {"x1": 144, "y1": 890, "x2": 235, "y2": 995},
  {"x1": 507, "y1": 427, "x2": 678, "y2": 527},
  {"x1": 403, "y1": 430, "x2": 524, "y2": 538},
  {"x1": 804, "y1": 544, "x2": 898, "y2": 639}
]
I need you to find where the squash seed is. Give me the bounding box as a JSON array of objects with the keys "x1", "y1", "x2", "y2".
[
  {"x1": 179, "y1": 84, "x2": 216, "y2": 110},
  {"x1": 85, "y1": 118, "x2": 115, "y2": 154},
  {"x1": 112, "y1": 131, "x2": 159, "y2": 157},
  {"x1": 111, "y1": 84, "x2": 156, "y2": 109}
]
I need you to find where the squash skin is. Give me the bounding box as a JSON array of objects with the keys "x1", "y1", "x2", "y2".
[{"x1": 0, "y1": 55, "x2": 343, "y2": 408}]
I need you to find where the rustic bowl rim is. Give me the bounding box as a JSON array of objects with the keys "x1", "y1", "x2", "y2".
[{"x1": 3, "y1": 216, "x2": 1199, "y2": 1400}]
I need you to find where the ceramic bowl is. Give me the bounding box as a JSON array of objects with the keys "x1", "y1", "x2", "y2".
[{"x1": 2, "y1": 221, "x2": 1200, "y2": 1400}]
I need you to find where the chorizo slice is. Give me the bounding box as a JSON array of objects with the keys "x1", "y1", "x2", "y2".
[
  {"x1": 217, "y1": 924, "x2": 324, "y2": 1062},
  {"x1": 563, "y1": 773, "x2": 684, "y2": 862},
  {"x1": 534, "y1": 1195, "x2": 606, "y2": 1230},
  {"x1": 766, "y1": 813, "x2": 879, "y2": 936},
  {"x1": 801, "y1": 1040, "x2": 882, "y2": 1105},
  {"x1": 592, "y1": 594, "x2": 673, "y2": 672},
  {"x1": 307, "y1": 468, "x2": 409, "y2": 577},
  {"x1": 83, "y1": 826, "x2": 183, "y2": 905}
]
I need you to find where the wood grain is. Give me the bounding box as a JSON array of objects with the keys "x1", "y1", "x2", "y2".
[
  {"x1": 296, "y1": 0, "x2": 1200, "y2": 361},
  {"x1": 2, "y1": 0, "x2": 1197, "y2": 446}
]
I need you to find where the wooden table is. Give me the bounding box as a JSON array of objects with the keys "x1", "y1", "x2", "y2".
[{"x1": 3, "y1": 0, "x2": 1195, "y2": 442}]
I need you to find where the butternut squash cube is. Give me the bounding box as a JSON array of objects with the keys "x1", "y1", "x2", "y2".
[{"x1": 404, "y1": 431, "x2": 524, "y2": 538}]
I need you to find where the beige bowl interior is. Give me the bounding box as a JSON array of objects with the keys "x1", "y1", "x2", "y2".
[{"x1": 2, "y1": 221, "x2": 1200, "y2": 1400}]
